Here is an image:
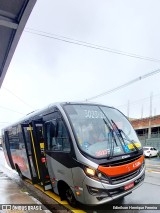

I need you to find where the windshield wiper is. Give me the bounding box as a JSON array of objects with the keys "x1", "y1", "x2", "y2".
[
  {"x1": 120, "y1": 130, "x2": 139, "y2": 153},
  {"x1": 103, "y1": 118, "x2": 115, "y2": 159},
  {"x1": 111, "y1": 119, "x2": 139, "y2": 153},
  {"x1": 103, "y1": 117, "x2": 130, "y2": 155}
]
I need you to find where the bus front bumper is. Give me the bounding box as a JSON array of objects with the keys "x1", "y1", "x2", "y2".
[{"x1": 82, "y1": 167, "x2": 145, "y2": 205}]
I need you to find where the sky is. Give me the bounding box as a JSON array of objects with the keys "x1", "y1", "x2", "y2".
[{"x1": 1, "y1": 0, "x2": 160, "y2": 132}]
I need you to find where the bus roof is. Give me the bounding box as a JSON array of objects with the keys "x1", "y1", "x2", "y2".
[{"x1": 2, "y1": 101, "x2": 113, "y2": 131}]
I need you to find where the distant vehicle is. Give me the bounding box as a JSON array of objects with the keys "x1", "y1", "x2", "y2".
[
  {"x1": 2, "y1": 102, "x2": 145, "y2": 206},
  {"x1": 0, "y1": 147, "x2": 3, "y2": 150},
  {"x1": 143, "y1": 146, "x2": 159, "y2": 157}
]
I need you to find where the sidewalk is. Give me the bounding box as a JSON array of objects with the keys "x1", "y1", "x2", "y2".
[
  {"x1": 0, "y1": 150, "x2": 51, "y2": 213},
  {"x1": 0, "y1": 169, "x2": 51, "y2": 213}
]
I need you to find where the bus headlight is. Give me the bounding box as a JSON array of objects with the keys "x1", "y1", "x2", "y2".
[
  {"x1": 84, "y1": 167, "x2": 110, "y2": 184},
  {"x1": 85, "y1": 167, "x2": 96, "y2": 176}
]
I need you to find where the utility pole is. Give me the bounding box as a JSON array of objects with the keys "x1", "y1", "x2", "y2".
[
  {"x1": 141, "y1": 104, "x2": 143, "y2": 119},
  {"x1": 148, "y1": 92, "x2": 153, "y2": 139}
]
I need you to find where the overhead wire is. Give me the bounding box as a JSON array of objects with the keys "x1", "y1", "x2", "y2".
[
  {"x1": 0, "y1": 106, "x2": 25, "y2": 115},
  {"x1": 85, "y1": 68, "x2": 160, "y2": 101},
  {"x1": 117, "y1": 96, "x2": 153, "y2": 108},
  {"x1": 0, "y1": 122, "x2": 11, "y2": 126},
  {"x1": 1, "y1": 86, "x2": 36, "y2": 110},
  {"x1": 116, "y1": 93, "x2": 160, "y2": 116},
  {"x1": 25, "y1": 28, "x2": 160, "y2": 63},
  {"x1": 1, "y1": 29, "x2": 160, "y2": 118}
]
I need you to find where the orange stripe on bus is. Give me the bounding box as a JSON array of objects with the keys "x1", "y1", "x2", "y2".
[{"x1": 98, "y1": 155, "x2": 144, "y2": 176}]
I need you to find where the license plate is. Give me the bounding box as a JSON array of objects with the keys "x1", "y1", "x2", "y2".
[{"x1": 124, "y1": 182, "x2": 134, "y2": 191}]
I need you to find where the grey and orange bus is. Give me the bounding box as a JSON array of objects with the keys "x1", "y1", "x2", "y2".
[{"x1": 2, "y1": 102, "x2": 145, "y2": 206}]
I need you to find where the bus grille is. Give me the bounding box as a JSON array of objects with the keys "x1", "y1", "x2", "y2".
[
  {"x1": 101, "y1": 155, "x2": 141, "y2": 167},
  {"x1": 110, "y1": 166, "x2": 142, "y2": 185}
]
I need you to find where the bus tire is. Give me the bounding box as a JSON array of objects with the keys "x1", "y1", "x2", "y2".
[
  {"x1": 65, "y1": 187, "x2": 77, "y2": 207},
  {"x1": 58, "y1": 181, "x2": 77, "y2": 207}
]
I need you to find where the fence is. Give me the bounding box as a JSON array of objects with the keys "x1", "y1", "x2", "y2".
[{"x1": 139, "y1": 137, "x2": 160, "y2": 150}]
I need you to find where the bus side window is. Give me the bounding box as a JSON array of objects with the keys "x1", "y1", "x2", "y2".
[
  {"x1": 46, "y1": 121, "x2": 56, "y2": 150},
  {"x1": 8, "y1": 127, "x2": 20, "y2": 150},
  {"x1": 46, "y1": 120, "x2": 71, "y2": 152},
  {"x1": 56, "y1": 119, "x2": 71, "y2": 152}
]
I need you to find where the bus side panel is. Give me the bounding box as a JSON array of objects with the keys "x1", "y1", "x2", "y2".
[
  {"x1": 71, "y1": 167, "x2": 86, "y2": 203},
  {"x1": 11, "y1": 147, "x2": 32, "y2": 179},
  {"x1": 46, "y1": 154, "x2": 74, "y2": 195},
  {"x1": 14, "y1": 128, "x2": 32, "y2": 179},
  {"x1": 1, "y1": 132, "x2": 14, "y2": 169},
  {"x1": 7, "y1": 126, "x2": 32, "y2": 179},
  {"x1": 2, "y1": 130, "x2": 15, "y2": 169}
]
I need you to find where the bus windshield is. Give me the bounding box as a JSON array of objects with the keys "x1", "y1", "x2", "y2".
[{"x1": 64, "y1": 104, "x2": 142, "y2": 158}]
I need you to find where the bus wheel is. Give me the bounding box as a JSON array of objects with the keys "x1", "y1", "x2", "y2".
[{"x1": 65, "y1": 187, "x2": 77, "y2": 207}]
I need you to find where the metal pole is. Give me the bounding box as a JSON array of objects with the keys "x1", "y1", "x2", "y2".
[
  {"x1": 141, "y1": 104, "x2": 143, "y2": 119},
  {"x1": 148, "y1": 92, "x2": 153, "y2": 139}
]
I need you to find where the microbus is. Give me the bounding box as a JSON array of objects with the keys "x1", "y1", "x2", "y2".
[{"x1": 2, "y1": 102, "x2": 145, "y2": 206}]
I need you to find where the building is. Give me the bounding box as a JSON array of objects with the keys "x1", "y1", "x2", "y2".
[
  {"x1": 130, "y1": 115, "x2": 160, "y2": 150},
  {"x1": 131, "y1": 115, "x2": 160, "y2": 138}
]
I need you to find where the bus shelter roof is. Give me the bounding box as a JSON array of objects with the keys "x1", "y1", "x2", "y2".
[{"x1": 0, "y1": 0, "x2": 37, "y2": 88}]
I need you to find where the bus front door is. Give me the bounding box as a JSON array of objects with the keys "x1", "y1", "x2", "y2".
[
  {"x1": 21, "y1": 124, "x2": 38, "y2": 181},
  {"x1": 21, "y1": 122, "x2": 52, "y2": 190},
  {"x1": 31, "y1": 120, "x2": 52, "y2": 190}
]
